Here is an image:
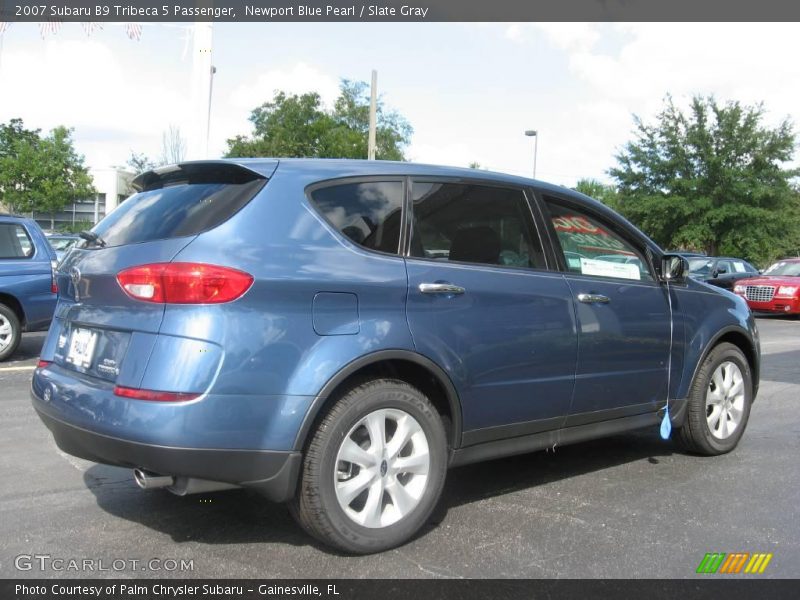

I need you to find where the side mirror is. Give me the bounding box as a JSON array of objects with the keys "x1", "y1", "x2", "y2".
[
  {"x1": 715, "y1": 267, "x2": 727, "y2": 275},
  {"x1": 661, "y1": 254, "x2": 689, "y2": 284}
]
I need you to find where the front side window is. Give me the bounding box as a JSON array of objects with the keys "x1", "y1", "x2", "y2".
[
  {"x1": 0, "y1": 223, "x2": 33, "y2": 259},
  {"x1": 309, "y1": 181, "x2": 404, "y2": 254},
  {"x1": 545, "y1": 199, "x2": 654, "y2": 282},
  {"x1": 410, "y1": 182, "x2": 545, "y2": 269}
]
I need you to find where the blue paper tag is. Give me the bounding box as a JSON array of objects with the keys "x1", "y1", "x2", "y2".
[{"x1": 660, "y1": 405, "x2": 672, "y2": 440}]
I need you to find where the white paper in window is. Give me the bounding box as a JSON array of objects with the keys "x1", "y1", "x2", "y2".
[{"x1": 580, "y1": 257, "x2": 641, "y2": 280}]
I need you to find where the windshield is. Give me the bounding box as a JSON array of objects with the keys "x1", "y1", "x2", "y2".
[
  {"x1": 688, "y1": 258, "x2": 714, "y2": 274},
  {"x1": 48, "y1": 237, "x2": 78, "y2": 251},
  {"x1": 763, "y1": 261, "x2": 800, "y2": 277}
]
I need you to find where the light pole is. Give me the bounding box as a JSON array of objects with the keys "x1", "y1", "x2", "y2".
[{"x1": 524, "y1": 130, "x2": 538, "y2": 179}]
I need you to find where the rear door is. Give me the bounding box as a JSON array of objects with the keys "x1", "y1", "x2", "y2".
[
  {"x1": 404, "y1": 179, "x2": 577, "y2": 445},
  {"x1": 540, "y1": 194, "x2": 671, "y2": 425}
]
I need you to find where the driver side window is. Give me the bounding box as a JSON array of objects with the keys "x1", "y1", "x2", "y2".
[{"x1": 545, "y1": 199, "x2": 654, "y2": 282}]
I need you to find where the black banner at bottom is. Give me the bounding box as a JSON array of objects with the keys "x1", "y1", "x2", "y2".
[{"x1": 3, "y1": 579, "x2": 799, "y2": 600}]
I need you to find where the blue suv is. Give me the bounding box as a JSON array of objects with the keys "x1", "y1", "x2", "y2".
[
  {"x1": 0, "y1": 214, "x2": 58, "y2": 361},
  {"x1": 32, "y1": 160, "x2": 759, "y2": 553}
]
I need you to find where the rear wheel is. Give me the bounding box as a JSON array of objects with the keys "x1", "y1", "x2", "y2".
[
  {"x1": 677, "y1": 342, "x2": 753, "y2": 455},
  {"x1": 0, "y1": 303, "x2": 22, "y2": 362},
  {"x1": 290, "y1": 379, "x2": 447, "y2": 554}
]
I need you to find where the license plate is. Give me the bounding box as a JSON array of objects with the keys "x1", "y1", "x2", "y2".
[{"x1": 66, "y1": 327, "x2": 98, "y2": 369}]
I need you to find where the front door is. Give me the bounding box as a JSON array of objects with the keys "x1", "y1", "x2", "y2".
[{"x1": 541, "y1": 196, "x2": 671, "y2": 425}]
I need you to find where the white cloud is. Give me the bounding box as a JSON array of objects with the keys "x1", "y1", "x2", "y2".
[{"x1": 0, "y1": 38, "x2": 187, "y2": 166}]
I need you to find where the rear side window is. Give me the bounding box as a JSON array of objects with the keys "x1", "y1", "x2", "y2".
[
  {"x1": 0, "y1": 223, "x2": 33, "y2": 259},
  {"x1": 410, "y1": 182, "x2": 546, "y2": 269},
  {"x1": 91, "y1": 177, "x2": 266, "y2": 248},
  {"x1": 309, "y1": 181, "x2": 404, "y2": 254}
]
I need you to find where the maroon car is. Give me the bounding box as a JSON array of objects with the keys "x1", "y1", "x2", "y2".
[{"x1": 733, "y1": 258, "x2": 800, "y2": 315}]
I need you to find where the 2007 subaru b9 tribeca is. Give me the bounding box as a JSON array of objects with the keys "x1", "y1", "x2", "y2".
[{"x1": 32, "y1": 159, "x2": 759, "y2": 554}]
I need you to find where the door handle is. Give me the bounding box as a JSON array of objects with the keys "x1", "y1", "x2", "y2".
[
  {"x1": 419, "y1": 283, "x2": 466, "y2": 295},
  {"x1": 577, "y1": 293, "x2": 610, "y2": 304}
]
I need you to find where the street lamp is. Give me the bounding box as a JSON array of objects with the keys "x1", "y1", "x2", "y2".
[{"x1": 524, "y1": 130, "x2": 538, "y2": 179}]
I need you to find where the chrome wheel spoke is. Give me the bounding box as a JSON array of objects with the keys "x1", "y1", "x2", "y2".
[
  {"x1": 338, "y1": 437, "x2": 374, "y2": 468},
  {"x1": 729, "y1": 377, "x2": 744, "y2": 398},
  {"x1": 360, "y1": 479, "x2": 385, "y2": 528},
  {"x1": 386, "y1": 415, "x2": 414, "y2": 458},
  {"x1": 364, "y1": 411, "x2": 386, "y2": 455},
  {"x1": 392, "y1": 453, "x2": 429, "y2": 475},
  {"x1": 336, "y1": 471, "x2": 373, "y2": 505},
  {"x1": 707, "y1": 405, "x2": 723, "y2": 431},
  {"x1": 386, "y1": 478, "x2": 417, "y2": 517}
]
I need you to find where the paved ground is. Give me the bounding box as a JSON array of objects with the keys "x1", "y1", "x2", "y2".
[{"x1": 1, "y1": 318, "x2": 798, "y2": 579}]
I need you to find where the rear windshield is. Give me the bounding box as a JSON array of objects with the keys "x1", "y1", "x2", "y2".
[{"x1": 91, "y1": 179, "x2": 266, "y2": 248}]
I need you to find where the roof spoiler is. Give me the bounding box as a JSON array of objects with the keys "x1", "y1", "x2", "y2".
[{"x1": 131, "y1": 160, "x2": 279, "y2": 193}]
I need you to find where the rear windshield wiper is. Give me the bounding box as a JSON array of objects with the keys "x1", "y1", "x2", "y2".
[{"x1": 79, "y1": 230, "x2": 107, "y2": 248}]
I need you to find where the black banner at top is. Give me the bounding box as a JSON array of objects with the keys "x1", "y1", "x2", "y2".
[{"x1": 3, "y1": 0, "x2": 800, "y2": 22}]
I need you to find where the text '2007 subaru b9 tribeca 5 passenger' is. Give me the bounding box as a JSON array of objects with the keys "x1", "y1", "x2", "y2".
[{"x1": 32, "y1": 159, "x2": 759, "y2": 553}]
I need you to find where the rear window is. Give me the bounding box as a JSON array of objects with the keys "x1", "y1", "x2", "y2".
[
  {"x1": 0, "y1": 223, "x2": 33, "y2": 259},
  {"x1": 91, "y1": 178, "x2": 265, "y2": 248}
]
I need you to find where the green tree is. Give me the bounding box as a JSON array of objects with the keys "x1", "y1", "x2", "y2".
[
  {"x1": 609, "y1": 96, "x2": 799, "y2": 264},
  {"x1": 574, "y1": 178, "x2": 618, "y2": 206},
  {"x1": 127, "y1": 151, "x2": 156, "y2": 175},
  {"x1": 226, "y1": 80, "x2": 412, "y2": 160},
  {"x1": 0, "y1": 119, "x2": 96, "y2": 229}
]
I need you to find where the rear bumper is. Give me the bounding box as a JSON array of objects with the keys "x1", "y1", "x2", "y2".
[{"x1": 34, "y1": 407, "x2": 301, "y2": 502}]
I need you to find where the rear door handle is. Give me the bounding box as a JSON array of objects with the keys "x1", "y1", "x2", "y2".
[
  {"x1": 577, "y1": 293, "x2": 610, "y2": 304},
  {"x1": 419, "y1": 283, "x2": 466, "y2": 295}
]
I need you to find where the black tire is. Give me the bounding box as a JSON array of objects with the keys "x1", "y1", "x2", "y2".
[
  {"x1": 0, "y1": 303, "x2": 22, "y2": 362},
  {"x1": 290, "y1": 378, "x2": 448, "y2": 554},
  {"x1": 677, "y1": 342, "x2": 753, "y2": 455}
]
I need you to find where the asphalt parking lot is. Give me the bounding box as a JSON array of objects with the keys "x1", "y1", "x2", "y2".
[{"x1": 1, "y1": 318, "x2": 798, "y2": 579}]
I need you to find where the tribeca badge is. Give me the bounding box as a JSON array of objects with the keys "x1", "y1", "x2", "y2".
[{"x1": 696, "y1": 552, "x2": 773, "y2": 574}]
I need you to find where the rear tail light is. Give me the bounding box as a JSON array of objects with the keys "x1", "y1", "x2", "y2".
[
  {"x1": 113, "y1": 385, "x2": 200, "y2": 402},
  {"x1": 50, "y1": 260, "x2": 58, "y2": 294},
  {"x1": 116, "y1": 263, "x2": 253, "y2": 304},
  {"x1": 37, "y1": 359, "x2": 51, "y2": 369}
]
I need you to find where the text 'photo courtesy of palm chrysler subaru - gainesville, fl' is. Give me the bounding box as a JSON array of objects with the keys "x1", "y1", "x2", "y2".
[{"x1": 32, "y1": 159, "x2": 760, "y2": 554}]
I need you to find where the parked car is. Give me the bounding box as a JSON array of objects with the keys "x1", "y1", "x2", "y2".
[
  {"x1": 0, "y1": 214, "x2": 58, "y2": 361},
  {"x1": 688, "y1": 256, "x2": 759, "y2": 290},
  {"x1": 46, "y1": 234, "x2": 82, "y2": 262},
  {"x1": 733, "y1": 258, "x2": 800, "y2": 315},
  {"x1": 32, "y1": 160, "x2": 760, "y2": 553}
]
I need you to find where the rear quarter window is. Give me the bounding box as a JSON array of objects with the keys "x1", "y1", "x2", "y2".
[
  {"x1": 308, "y1": 181, "x2": 404, "y2": 254},
  {"x1": 0, "y1": 223, "x2": 34, "y2": 259}
]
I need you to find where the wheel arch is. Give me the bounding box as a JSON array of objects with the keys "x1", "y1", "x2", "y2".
[
  {"x1": 292, "y1": 350, "x2": 463, "y2": 453},
  {"x1": 686, "y1": 326, "x2": 759, "y2": 402},
  {"x1": 0, "y1": 292, "x2": 25, "y2": 327}
]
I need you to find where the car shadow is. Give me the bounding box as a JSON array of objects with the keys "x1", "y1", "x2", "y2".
[{"x1": 84, "y1": 428, "x2": 681, "y2": 553}]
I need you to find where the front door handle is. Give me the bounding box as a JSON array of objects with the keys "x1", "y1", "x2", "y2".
[
  {"x1": 419, "y1": 283, "x2": 466, "y2": 295},
  {"x1": 577, "y1": 293, "x2": 610, "y2": 304}
]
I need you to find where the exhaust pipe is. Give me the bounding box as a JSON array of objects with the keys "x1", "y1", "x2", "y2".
[
  {"x1": 133, "y1": 469, "x2": 174, "y2": 490},
  {"x1": 133, "y1": 469, "x2": 237, "y2": 495}
]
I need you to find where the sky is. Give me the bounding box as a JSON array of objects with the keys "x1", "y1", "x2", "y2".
[{"x1": 1, "y1": 22, "x2": 799, "y2": 187}]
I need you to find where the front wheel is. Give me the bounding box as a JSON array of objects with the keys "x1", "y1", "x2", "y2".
[
  {"x1": 290, "y1": 379, "x2": 447, "y2": 554},
  {"x1": 677, "y1": 342, "x2": 753, "y2": 455}
]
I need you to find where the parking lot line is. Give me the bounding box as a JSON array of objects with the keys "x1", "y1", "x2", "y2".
[{"x1": 0, "y1": 365, "x2": 36, "y2": 372}]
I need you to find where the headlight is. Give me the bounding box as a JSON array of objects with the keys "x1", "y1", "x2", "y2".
[
  {"x1": 734, "y1": 284, "x2": 746, "y2": 294},
  {"x1": 776, "y1": 286, "x2": 798, "y2": 297}
]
